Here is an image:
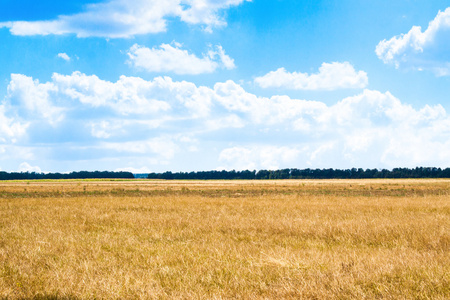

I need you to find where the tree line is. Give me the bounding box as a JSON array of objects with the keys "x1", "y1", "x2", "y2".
[
  {"x1": 1, "y1": 167, "x2": 449, "y2": 181},
  {"x1": 0, "y1": 170, "x2": 134, "y2": 180},
  {"x1": 147, "y1": 167, "x2": 450, "y2": 180}
]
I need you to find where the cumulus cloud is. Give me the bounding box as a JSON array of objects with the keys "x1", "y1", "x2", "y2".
[
  {"x1": 3, "y1": 72, "x2": 450, "y2": 171},
  {"x1": 52, "y1": 72, "x2": 175, "y2": 115},
  {"x1": 215, "y1": 88, "x2": 450, "y2": 170},
  {"x1": 0, "y1": 0, "x2": 250, "y2": 38},
  {"x1": 18, "y1": 162, "x2": 42, "y2": 173},
  {"x1": 254, "y1": 62, "x2": 368, "y2": 90},
  {"x1": 58, "y1": 53, "x2": 71, "y2": 61},
  {"x1": 376, "y1": 7, "x2": 450, "y2": 76},
  {"x1": 127, "y1": 43, "x2": 235, "y2": 74},
  {"x1": 0, "y1": 105, "x2": 28, "y2": 143},
  {"x1": 7, "y1": 74, "x2": 64, "y2": 124}
]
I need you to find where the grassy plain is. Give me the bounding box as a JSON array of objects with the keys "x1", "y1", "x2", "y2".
[{"x1": 0, "y1": 179, "x2": 449, "y2": 299}]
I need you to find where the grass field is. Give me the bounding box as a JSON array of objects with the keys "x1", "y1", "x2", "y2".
[{"x1": 0, "y1": 179, "x2": 449, "y2": 299}]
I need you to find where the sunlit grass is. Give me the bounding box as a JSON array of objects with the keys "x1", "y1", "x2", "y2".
[{"x1": 0, "y1": 179, "x2": 449, "y2": 299}]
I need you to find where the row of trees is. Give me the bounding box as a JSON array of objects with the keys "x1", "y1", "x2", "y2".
[
  {"x1": 0, "y1": 171, "x2": 134, "y2": 180},
  {"x1": 1, "y1": 167, "x2": 449, "y2": 181},
  {"x1": 147, "y1": 167, "x2": 450, "y2": 180}
]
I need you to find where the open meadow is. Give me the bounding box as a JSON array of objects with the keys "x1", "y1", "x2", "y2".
[{"x1": 0, "y1": 179, "x2": 449, "y2": 299}]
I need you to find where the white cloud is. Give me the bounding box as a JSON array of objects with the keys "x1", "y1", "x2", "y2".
[
  {"x1": 179, "y1": 0, "x2": 250, "y2": 32},
  {"x1": 127, "y1": 43, "x2": 235, "y2": 74},
  {"x1": 209, "y1": 45, "x2": 236, "y2": 70},
  {"x1": 3, "y1": 72, "x2": 450, "y2": 171},
  {"x1": 216, "y1": 88, "x2": 450, "y2": 169},
  {"x1": 254, "y1": 62, "x2": 368, "y2": 90},
  {"x1": 57, "y1": 53, "x2": 71, "y2": 61},
  {"x1": 18, "y1": 162, "x2": 42, "y2": 173},
  {"x1": 0, "y1": 105, "x2": 28, "y2": 143},
  {"x1": 7, "y1": 74, "x2": 64, "y2": 124},
  {"x1": 213, "y1": 80, "x2": 327, "y2": 125},
  {"x1": 0, "y1": 0, "x2": 249, "y2": 38},
  {"x1": 376, "y1": 7, "x2": 450, "y2": 76},
  {"x1": 52, "y1": 72, "x2": 173, "y2": 115}
]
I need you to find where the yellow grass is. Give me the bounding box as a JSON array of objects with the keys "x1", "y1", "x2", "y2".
[{"x1": 0, "y1": 179, "x2": 449, "y2": 299}]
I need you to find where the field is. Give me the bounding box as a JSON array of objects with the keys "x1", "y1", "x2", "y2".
[{"x1": 0, "y1": 179, "x2": 449, "y2": 299}]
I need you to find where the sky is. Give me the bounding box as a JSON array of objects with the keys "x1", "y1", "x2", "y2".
[{"x1": 0, "y1": 0, "x2": 450, "y2": 173}]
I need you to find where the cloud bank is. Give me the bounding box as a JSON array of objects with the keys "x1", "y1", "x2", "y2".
[
  {"x1": 127, "y1": 43, "x2": 235, "y2": 74},
  {"x1": 376, "y1": 7, "x2": 450, "y2": 76},
  {"x1": 254, "y1": 62, "x2": 368, "y2": 90},
  {"x1": 0, "y1": 0, "x2": 250, "y2": 38},
  {"x1": 1, "y1": 72, "x2": 450, "y2": 171}
]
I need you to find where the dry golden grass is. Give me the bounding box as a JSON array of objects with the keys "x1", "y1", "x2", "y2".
[{"x1": 0, "y1": 179, "x2": 449, "y2": 299}]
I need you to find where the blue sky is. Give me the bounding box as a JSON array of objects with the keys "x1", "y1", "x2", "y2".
[{"x1": 0, "y1": 0, "x2": 450, "y2": 173}]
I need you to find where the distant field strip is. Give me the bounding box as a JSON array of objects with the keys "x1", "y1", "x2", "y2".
[{"x1": 0, "y1": 180, "x2": 449, "y2": 299}]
